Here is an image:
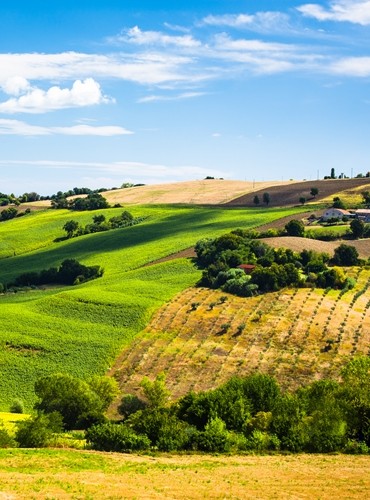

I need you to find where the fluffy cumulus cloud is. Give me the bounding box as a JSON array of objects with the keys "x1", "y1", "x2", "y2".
[
  {"x1": 297, "y1": 1, "x2": 370, "y2": 25},
  {"x1": 0, "y1": 119, "x2": 132, "y2": 136},
  {"x1": 0, "y1": 78, "x2": 111, "y2": 114}
]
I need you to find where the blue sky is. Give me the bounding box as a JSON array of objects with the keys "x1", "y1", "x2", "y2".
[{"x1": 1, "y1": 0, "x2": 370, "y2": 194}]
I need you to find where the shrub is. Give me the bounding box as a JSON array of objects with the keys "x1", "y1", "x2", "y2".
[
  {"x1": 285, "y1": 220, "x2": 305, "y2": 237},
  {"x1": 118, "y1": 394, "x2": 147, "y2": 419},
  {"x1": 0, "y1": 425, "x2": 16, "y2": 448},
  {"x1": 15, "y1": 412, "x2": 63, "y2": 448},
  {"x1": 332, "y1": 244, "x2": 360, "y2": 266},
  {"x1": 10, "y1": 398, "x2": 24, "y2": 414},
  {"x1": 196, "y1": 417, "x2": 232, "y2": 452},
  {"x1": 34, "y1": 373, "x2": 107, "y2": 430},
  {"x1": 86, "y1": 422, "x2": 150, "y2": 452}
]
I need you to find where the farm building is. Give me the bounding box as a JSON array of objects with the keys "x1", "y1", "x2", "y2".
[
  {"x1": 321, "y1": 208, "x2": 352, "y2": 221},
  {"x1": 237, "y1": 264, "x2": 256, "y2": 275},
  {"x1": 354, "y1": 209, "x2": 370, "y2": 222}
]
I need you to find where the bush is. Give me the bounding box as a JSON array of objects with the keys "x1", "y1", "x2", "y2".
[
  {"x1": 285, "y1": 219, "x2": 305, "y2": 237},
  {"x1": 86, "y1": 422, "x2": 150, "y2": 452},
  {"x1": 332, "y1": 244, "x2": 360, "y2": 266},
  {"x1": 10, "y1": 398, "x2": 24, "y2": 414},
  {"x1": 34, "y1": 373, "x2": 107, "y2": 430},
  {"x1": 15, "y1": 412, "x2": 63, "y2": 448},
  {"x1": 196, "y1": 417, "x2": 232, "y2": 452},
  {"x1": 0, "y1": 425, "x2": 16, "y2": 448},
  {"x1": 118, "y1": 394, "x2": 147, "y2": 419}
]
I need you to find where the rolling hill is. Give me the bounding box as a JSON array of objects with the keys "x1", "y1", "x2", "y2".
[{"x1": 0, "y1": 179, "x2": 369, "y2": 412}]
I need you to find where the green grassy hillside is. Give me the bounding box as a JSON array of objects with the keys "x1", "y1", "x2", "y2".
[{"x1": 0, "y1": 204, "x2": 304, "y2": 410}]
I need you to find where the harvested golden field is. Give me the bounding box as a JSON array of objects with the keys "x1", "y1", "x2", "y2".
[
  {"x1": 0, "y1": 450, "x2": 368, "y2": 499},
  {"x1": 92, "y1": 179, "x2": 295, "y2": 205},
  {"x1": 111, "y1": 268, "x2": 370, "y2": 400}
]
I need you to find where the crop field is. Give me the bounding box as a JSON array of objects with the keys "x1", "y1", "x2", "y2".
[
  {"x1": 0, "y1": 205, "x2": 305, "y2": 410},
  {"x1": 112, "y1": 267, "x2": 370, "y2": 400},
  {"x1": 0, "y1": 449, "x2": 368, "y2": 499}
]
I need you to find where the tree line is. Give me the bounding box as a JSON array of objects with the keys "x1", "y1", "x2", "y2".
[
  {"x1": 3, "y1": 357, "x2": 369, "y2": 454},
  {"x1": 61, "y1": 210, "x2": 145, "y2": 240},
  {"x1": 3, "y1": 259, "x2": 104, "y2": 290}
]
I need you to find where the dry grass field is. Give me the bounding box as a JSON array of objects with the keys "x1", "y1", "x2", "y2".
[
  {"x1": 102, "y1": 179, "x2": 295, "y2": 205},
  {"x1": 0, "y1": 450, "x2": 368, "y2": 499},
  {"x1": 111, "y1": 267, "x2": 370, "y2": 400}
]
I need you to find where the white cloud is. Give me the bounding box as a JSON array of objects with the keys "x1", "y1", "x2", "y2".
[
  {"x1": 0, "y1": 51, "x2": 204, "y2": 88},
  {"x1": 201, "y1": 11, "x2": 292, "y2": 33},
  {"x1": 0, "y1": 78, "x2": 111, "y2": 114},
  {"x1": 329, "y1": 56, "x2": 370, "y2": 75},
  {"x1": 0, "y1": 119, "x2": 133, "y2": 136},
  {"x1": 1, "y1": 76, "x2": 30, "y2": 96},
  {"x1": 109, "y1": 26, "x2": 201, "y2": 48},
  {"x1": 213, "y1": 33, "x2": 296, "y2": 53},
  {"x1": 297, "y1": 1, "x2": 370, "y2": 25},
  {"x1": 0, "y1": 159, "x2": 226, "y2": 183},
  {"x1": 202, "y1": 14, "x2": 255, "y2": 27},
  {"x1": 138, "y1": 91, "x2": 206, "y2": 103}
]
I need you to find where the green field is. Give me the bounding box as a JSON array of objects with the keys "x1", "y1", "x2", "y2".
[{"x1": 0, "y1": 205, "x2": 305, "y2": 410}]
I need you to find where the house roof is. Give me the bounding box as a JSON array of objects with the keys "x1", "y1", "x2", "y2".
[{"x1": 355, "y1": 209, "x2": 370, "y2": 214}]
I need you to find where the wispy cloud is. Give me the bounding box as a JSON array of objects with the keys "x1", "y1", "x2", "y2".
[
  {"x1": 201, "y1": 11, "x2": 293, "y2": 33},
  {"x1": 0, "y1": 78, "x2": 111, "y2": 114},
  {"x1": 297, "y1": 1, "x2": 370, "y2": 26},
  {"x1": 137, "y1": 91, "x2": 206, "y2": 103},
  {"x1": 0, "y1": 159, "x2": 226, "y2": 183},
  {"x1": 0, "y1": 51, "x2": 206, "y2": 88},
  {"x1": 108, "y1": 26, "x2": 201, "y2": 48},
  {"x1": 329, "y1": 56, "x2": 370, "y2": 75},
  {"x1": 0, "y1": 119, "x2": 133, "y2": 136}
]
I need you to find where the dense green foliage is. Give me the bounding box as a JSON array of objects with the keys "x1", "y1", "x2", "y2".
[
  {"x1": 11, "y1": 259, "x2": 104, "y2": 287},
  {"x1": 34, "y1": 373, "x2": 117, "y2": 430},
  {"x1": 82, "y1": 358, "x2": 370, "y2": 454},
  {"x1": 52, "y1": 192, "x2": 110, "y2": 211},
  {"x1": 195, "y1": 230, "x2": 354, "y2": 296}
]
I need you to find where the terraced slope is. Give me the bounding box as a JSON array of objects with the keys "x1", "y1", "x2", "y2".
[{"x1": 111, "y1": 267, "x2": 370, "y2": 402}]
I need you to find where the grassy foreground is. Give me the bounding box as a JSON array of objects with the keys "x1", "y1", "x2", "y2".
[{"x1": 0, "y1": 449, "x2": 368, "y2": 499}]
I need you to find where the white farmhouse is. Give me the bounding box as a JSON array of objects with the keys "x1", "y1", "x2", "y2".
[{"x1": 321, "y1": 208, "x2": 352, "y2": 221}]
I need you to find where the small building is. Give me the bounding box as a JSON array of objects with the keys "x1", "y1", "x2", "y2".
[
  {"x1": 321, "y1": 208, "x2": 352, "y2": 221},
  {"x1": 237, "y1": 264, "x2": 256, "y2": 275},
  {"x1": 354, "y1": 209, "x2": 370, "y2": 223}
]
